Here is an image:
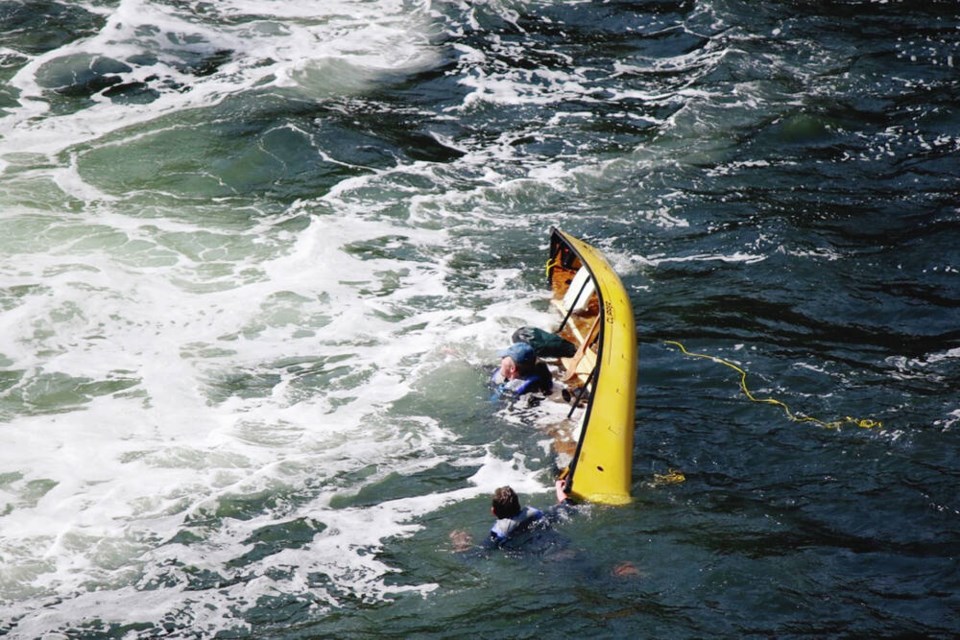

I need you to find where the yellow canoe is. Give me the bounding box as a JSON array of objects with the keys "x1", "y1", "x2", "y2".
[{"x1": 547, "y1": 228, "x2": 637, "y2": 505}]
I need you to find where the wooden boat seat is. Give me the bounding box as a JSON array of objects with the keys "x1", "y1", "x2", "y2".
[
  {"x1": 560, "y1": 313, "x2": 601, "y2": 384},
  {"x1": 561, "y1": 346, "x2": 596, "y2": 384}
]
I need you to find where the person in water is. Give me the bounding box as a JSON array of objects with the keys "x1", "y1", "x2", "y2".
[
  {"x1": 490, "y1": 341, "x2": 553, "y2": 398},
  {"x1": 489, "y1": 480, "x2": 572, "y2": 545},
  {"x1": 447, "y1": 480, "x2": 575, "y2": 552}
]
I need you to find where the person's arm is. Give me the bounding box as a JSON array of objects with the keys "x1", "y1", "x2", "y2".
[
  {"x1": 541, "y1": 480, "x2": 577, "y2": 524},
  {"x1": 535, "y1": 361, "x2": 554, "y2": 394}
]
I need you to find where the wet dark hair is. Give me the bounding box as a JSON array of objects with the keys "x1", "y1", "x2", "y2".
[{"x1": 492, "y1": 486, "x2": 521, "y2": 519}]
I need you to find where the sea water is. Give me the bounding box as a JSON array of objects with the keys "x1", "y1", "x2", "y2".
[{"x1": 1, "y1": 1, "x2": 958, "y2": 637}]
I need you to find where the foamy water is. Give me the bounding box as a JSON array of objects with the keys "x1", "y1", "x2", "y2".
[{"x1": 0, "y1": 1, "x2": 559, "y2": 634}]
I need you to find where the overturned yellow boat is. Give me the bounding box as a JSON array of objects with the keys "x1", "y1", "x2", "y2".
[{"x1": 547, "y1": 228, "x2": 637, "y2": 505}]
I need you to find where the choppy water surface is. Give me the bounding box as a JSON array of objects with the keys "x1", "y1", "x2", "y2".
[{"x1": 1, "y1": 1, "x2": 958, "y2": 637}]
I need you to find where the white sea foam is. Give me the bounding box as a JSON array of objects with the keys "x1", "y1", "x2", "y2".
[
  {"x1": 0, "y1": 149, "x2": 568, "y2": 635},
  {"x1": 0, "y1": 0, "x2": 696, "y2": 634},
  {"x1": 1, "y1": 0, "x2": 441, "y2": 160},
  {"x1": 0, "y1": 199, "x2": 552, "y2": 634},
  {"x1": 641, "y1": 251, "x2": 767, "y2": 266},
  {"x1": 0, "y1": 1, "x2": 565, "y2": 635}
]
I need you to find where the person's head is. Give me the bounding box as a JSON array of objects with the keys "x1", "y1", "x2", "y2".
[
  {"x1": 497, "y1": 342, "x2": 536, "y2": 380},
  {"x1": 491, "y1": 486, "x2": 522, "y2": 519}
]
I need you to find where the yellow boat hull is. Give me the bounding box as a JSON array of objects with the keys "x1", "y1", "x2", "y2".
[{"x1": 548, "y1": 228, "x2": 637, "y2": 505}]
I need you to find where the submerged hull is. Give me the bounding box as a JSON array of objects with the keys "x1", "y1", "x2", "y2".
[{"x1": 548, "y1": 228, "x2": 637, "y2": 505}]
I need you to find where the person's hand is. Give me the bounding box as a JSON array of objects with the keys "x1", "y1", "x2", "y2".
[
  {"x1": 555, "y1": 479, "x2": 569, "y2": 503},
  {"x1": 449, "y1": 529, "x2": 473, "y2": 552}
]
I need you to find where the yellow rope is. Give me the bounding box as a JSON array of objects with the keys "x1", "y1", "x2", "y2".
[
  {"x1": 652, "y1": 469, "x2": 686, "y2": 485},
  {"x1": 665, "y1": 340, "x2": 881, "y2": 430}
]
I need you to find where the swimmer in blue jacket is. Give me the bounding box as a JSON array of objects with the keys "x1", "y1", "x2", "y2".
[
  {"x1": 489, "y1": 480, "x2": 573, "y2": 546},
  {"x1": 448, "y1": 480, "x2": 575, "y2": 552},
  {"x1": 489, "y1": 485, "x2": 544, "y2": 544},
  {"x1": 490, "y1": 342, "x2": 553, "y2": 398}
]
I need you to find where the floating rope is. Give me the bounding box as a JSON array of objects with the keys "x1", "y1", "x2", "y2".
[
  {"x1": 652, "y1": 469, "x2": 686, "y2": 486},
  {"x1": 665, "y1": 340, "x2": 881, "y2": 430}
]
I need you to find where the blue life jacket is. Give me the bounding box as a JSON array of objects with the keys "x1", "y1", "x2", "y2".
[
  {"x1": 489, "y1": 506, "x2": 544, "y2": 544},
  {"x1": 490, "y1": 362, "x2": 553, "y2": 399}
]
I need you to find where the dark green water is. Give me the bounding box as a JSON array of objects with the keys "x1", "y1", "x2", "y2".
[{"x1": 0, "y1": 1, "x2": 958, "y2": 638}]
